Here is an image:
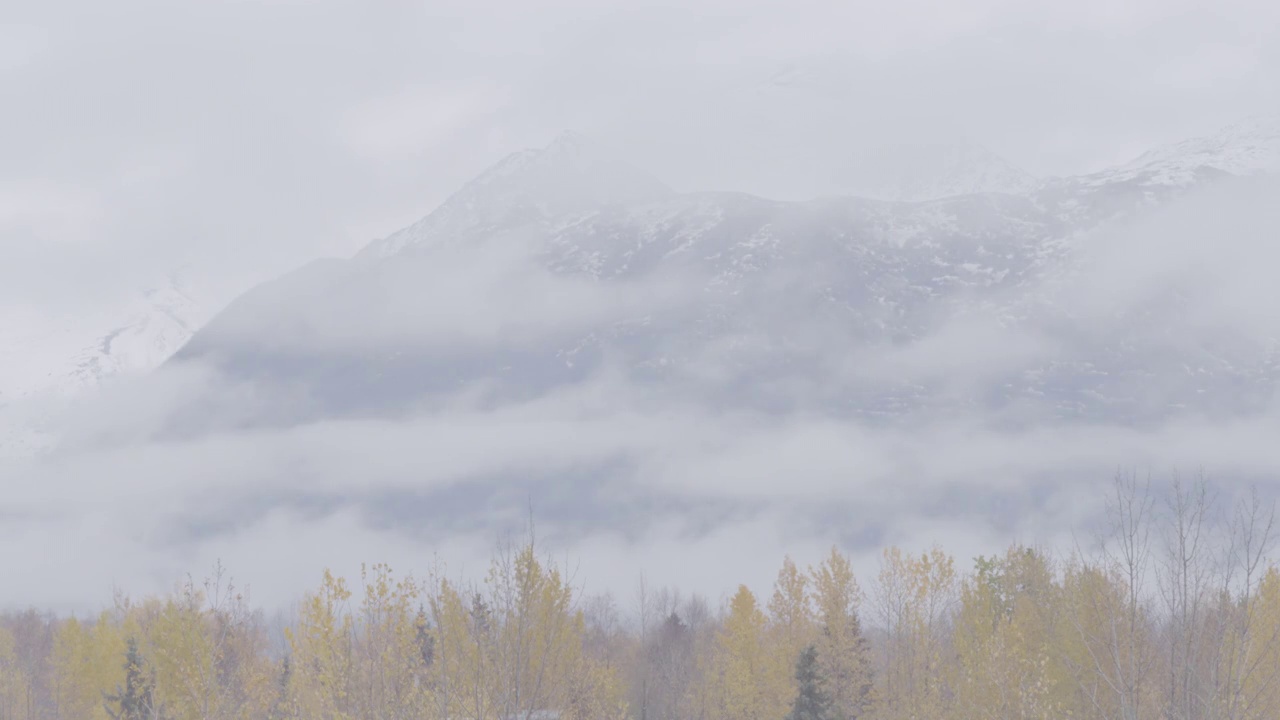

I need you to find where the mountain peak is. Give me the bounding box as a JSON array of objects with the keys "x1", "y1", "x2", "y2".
[
  {"x1": 361, "y1": 131, "x2": 673, "y2": 259},
  {"x1": 467, "y1": 130, "x2": 620, "y2": 186},
  {"x1": 1095, "y1": 115, "x2": 1280, "y2": 186}
]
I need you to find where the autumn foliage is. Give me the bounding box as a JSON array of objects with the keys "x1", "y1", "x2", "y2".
[{"x1": 1, "y1": 474, "x2": 1279, "y2": 720}]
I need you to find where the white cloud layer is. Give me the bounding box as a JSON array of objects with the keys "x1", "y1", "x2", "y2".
[{"x1": 3, "y1": 0, "x2": 1280, "y2": 614}]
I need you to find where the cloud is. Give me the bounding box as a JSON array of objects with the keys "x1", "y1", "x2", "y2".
[
  {"x1": 337, "y1": 84, "x2": 512, "y2": 162},
  {"x1": 5, "y1": 0, "x2": 1280, "y2": 614},
  {"x1": 7, "y1": 171, "x2": 1280, "y2": 614},
  {"x1": 1045, "y1": 175, "x2": 1280, "y2": 341},
  {"x1": 6, "y1": 340, "x2": 1279, "y2": 613},
  {"x1": 6, "y1": 0, "x2": 1280, "y2": 312},
  {"x1": 185, "y1": 243, "x2": 703, "y2": 360}
]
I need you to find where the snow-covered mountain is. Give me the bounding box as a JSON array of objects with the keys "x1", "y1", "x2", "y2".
[
  {"x1": 1083, "y1": 115, "x2": 1280, "y2": 188},
  {"x1": 0, "y1": 272, "x2": 204, "y2": 403},
  {"x1": 0, "y1": 272, "x2": 209, "y2": 458},
  {"x1": 2, "y1": 116, "x2": 1274, "y2": 594},
  {"x1": 159, "y1": 118, "x2": 1280, "y2": 438},
  {"x1": 360, "y1": 131, "x2": 673, "y2": 260},
  {"x1": 6, "y1": 117, "x2": 1277, "y2": 457},
  {"x1": 836, "y1": 116, "x2": 1280, "y2": 200},
  {"x1": 834, "y1": 142, "x2": 1041, "y2": 201}
]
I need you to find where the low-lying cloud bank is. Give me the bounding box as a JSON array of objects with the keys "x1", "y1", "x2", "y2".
[
  {"x1": 3, "y1": 173, "x2": 1279, "y2": 615},
  {"x1": 5, "y1": 357, "x2": 1279, "y2": 613}
]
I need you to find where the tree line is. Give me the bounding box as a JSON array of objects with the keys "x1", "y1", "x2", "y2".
[{"x1": 1, "y1": 472, "x2": 1279, "y2": 720}]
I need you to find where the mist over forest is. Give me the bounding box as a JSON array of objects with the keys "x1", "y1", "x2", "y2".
[{"x1": 3, "y1": 1, "x2": 1280, "y2": 719}]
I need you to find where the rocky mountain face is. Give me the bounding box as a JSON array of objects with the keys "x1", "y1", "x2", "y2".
[{"x1": 170, "y1": 120, "x2": 1280, "y2": 435}]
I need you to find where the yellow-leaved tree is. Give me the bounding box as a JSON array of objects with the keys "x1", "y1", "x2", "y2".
[
  {"x1": 425, "y1": 533, "x2": 626, "y2": 720},
  {"x1": 708, "y1": 585, "x2": 786, "y2": 720},
  {"x1": 284, "y1": 569, "x2": 356, "y2": 719},
  {"x1": 949, "y1": 546, "x2": 1065, "y2": 720},
  {"x1": 51, "y1": 611, "x2": 127, "y2": 720},
  {"x1": 486, "y1": 537, "x2": 616, "y2": 720},
  {"x1": 1227, "y1": 566, "x2": 1280, "y2": 719},
  {"x1": 0, "y1": 624, "x2": 25, "y2": 720},
  {"x1": 768, "y1": 555, "x2": 818, "y2": 704},
  {"x1": 351, "y1": 562, "x2": 433, "y2": 719},
  {"x1": 564, "y1": 642, "x2": 628, "y2": 720},
  {"x1": 1209, "y1": 491, "x2": 1280, "y2": 720},
  {"x1": 146, "y1": 566, "x2": 276, "y2": 720},
  {"x1": 810, "y1": 546, "x2": 872, "y2": 720},
  {"x1": 871, "y1": 545, "x2": 957, "y2": 720},
  {"x1": 426, "y1": 576, "x2": 490, "y2": 720},
  {"x1": 1058, "y1": 475, "x2": 1161, "y2": 720},
  {"x1": 1058, "y1": 559, "x2": 1161, "y2": 720}
]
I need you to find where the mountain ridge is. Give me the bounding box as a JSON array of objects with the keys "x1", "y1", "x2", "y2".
[
  {"x1": 157, "y1": 118, "x2": 1280, "y2": 438},
  {"x1": 359, "y1": 131, "x2": 674, "y2": 260},
  {"x1": 5, "y1": 117, "x2": 1279, "y2": 459},
  {"x1": 361, "y1": 116, "x2": 1280, "y2": 261}
]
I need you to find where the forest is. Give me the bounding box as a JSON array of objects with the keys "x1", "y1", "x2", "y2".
[{"x1": 2, "y1": 473, "x2": 1279, "y2": 720}]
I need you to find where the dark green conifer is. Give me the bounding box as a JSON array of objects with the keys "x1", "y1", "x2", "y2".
[
  {"x1": 786, "y1": 644, "x2": 835, "y2": 720},
  {"x1": 102, "y1": 636, "x2": 158, "y2": 720}
]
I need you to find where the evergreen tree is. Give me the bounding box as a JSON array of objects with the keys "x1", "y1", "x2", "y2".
[
  {"x1": 785, "y1": 645, "x2": 834, "y2": 720},
  {"x1": 102, "y1": 636, "x2": 158, "y2": 720}
]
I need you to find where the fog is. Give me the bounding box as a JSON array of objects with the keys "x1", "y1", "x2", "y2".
[
  {"x1": 8, "y1": 173, "x2": 1280, "y2": 612},
  {"x1": 3, "y1": 0, "x2": 1280, "y2": 616},
  {"x1": 5, "y1": 0, "x2": 1278, "y2": 303}
]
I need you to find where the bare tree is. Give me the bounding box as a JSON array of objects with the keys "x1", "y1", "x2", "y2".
[
  {"x1": 1063, "y1": 469, "x2": 1160, "y2": 720},
  {"x1": 1154, "y1": 471, "x2": 1218, "y2": 720}
]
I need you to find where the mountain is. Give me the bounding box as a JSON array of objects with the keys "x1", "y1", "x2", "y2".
[
  {"x1": 0, "y1": 272, "x2": 208, "y2": 458},
  {"x1": 4, "y1": 118, "x2": 1270, "y2": 561},
  {"x1": 161, "y1": 119, "x2": 1280, "y2": 440},
  {"x1": 833, "y1": 142, "x2": 1041, "y2": 201},
  {"x1": 66, "y1": 275, "x2": 205, "y2": 394},
  {"x1": 0, "y1": 272, "x2": 204, "y2": 403},
  {"x1": 359, "y1": 131, "x2": 674, "y2": 260},
  {"x1": 1082, "y1": 115, "x2": 1280, "y2": 188},
  {"x1": 834, "y1": 116, "x2": 1280, "y2": 200}
]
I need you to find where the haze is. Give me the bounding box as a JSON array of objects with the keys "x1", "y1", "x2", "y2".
[{"x1": 3, "y1": 0, "x2": 1280, "y2": 622}]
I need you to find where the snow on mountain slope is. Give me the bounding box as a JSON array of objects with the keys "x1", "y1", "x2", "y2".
[
  {"x1": 359, "y1": 131, "x2": 673, "y2": 260},
  {"x1": 13, "y1": 117, "x2": 1279, "y2": 452},
  {"x1": 1084, "y1": 115, "x2": 1280, "y2": 187},
  {"x1": 361, "y1": 117, "x2": 1278, "y2": 270},
  {"x1": 834, "y1": 142, "x2": 1041, "y2": 201},
  {"x1": 169, "y1": 124, "x2": 1278, "y2": 431},
  {"x1": 65, "y1": 278, "x2": 203, "y2": 393},
  {"x1": 0, "y1": 272, "x2": 205, "y2": 402},
  {"x1": 0, "y1": 273, "x2": 208, "y2": 458}
]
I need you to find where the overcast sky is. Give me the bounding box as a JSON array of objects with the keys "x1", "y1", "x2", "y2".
[
  {"x1": 3, "y1": 0, "x2": 1280, "y2": 613},
  {"x1": 3, "y1": 0, "x2": 1279, "y2": 309}
]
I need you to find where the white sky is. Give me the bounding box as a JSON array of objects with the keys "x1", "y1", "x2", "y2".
[{"x1": 3, "y1": 0, "x2": 1278, "y2": 307}]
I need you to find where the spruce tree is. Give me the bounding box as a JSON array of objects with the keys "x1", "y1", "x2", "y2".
[
  {"x1": 786, "y1": 645, "x2": 835, "y2": 720},
  {"x1": 103, "y1": 636, "x2": 158, "y2": 720}
]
